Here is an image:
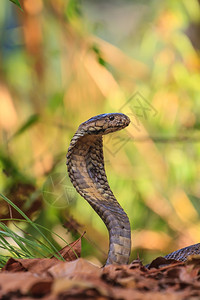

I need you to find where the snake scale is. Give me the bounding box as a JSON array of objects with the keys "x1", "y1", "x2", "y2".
[{"x1": 66, "y1": 113, "x2": 200, "y2": 265}]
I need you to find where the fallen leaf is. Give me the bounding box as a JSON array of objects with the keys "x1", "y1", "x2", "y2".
[
  {"x1": 2, "y1": 257, "x2": 59, "y2": 275},
  {"x1": 0, "y1": 272, "x2": 52, "y2": 298},
  {"x1": 52, "y1": 278, "x2": 111, "y2": 298},
  {"x1": 147, "y1": 256, "x2": 181, "y2": 269},
  {"x1": 51, "y1": 235, "x2": 81, "y2": 262},
  {"x1": 49, "y1": 258, "x2": 102, "y2": 279},
  {"x1": 1, "y1": 254, "x2": 200, "y2": 299}
]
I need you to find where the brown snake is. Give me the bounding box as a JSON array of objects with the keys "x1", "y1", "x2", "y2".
[{"x1": 66, "y1": 113, "x2": 200, "y2": 265}]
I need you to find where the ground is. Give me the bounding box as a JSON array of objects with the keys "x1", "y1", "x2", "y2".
[{"x1": 1, "y1": 237, "x2": 200, "y2": 299}]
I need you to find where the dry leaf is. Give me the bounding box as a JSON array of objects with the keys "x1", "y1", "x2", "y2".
[
  {"x1": 0, "y1": 272, "x2": 52, "y2": 298},
  {"x1": 52, "y1": 236, "x2": 81, "y2": 261},
  {"x1": 147, "y1": 256, "x2": 181, "y2": 269},
  {"x1": 1, "y1": 254, "x2": 200, "y2": 299},
  {"x1": 49, "y1": 258, "x2": 102, "y2": 279},
  {"x1": 2, "y1": 257, "x2": 59, "y2": 275}
]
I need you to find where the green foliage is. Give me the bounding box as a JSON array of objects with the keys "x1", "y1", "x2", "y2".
[
  {"x1": 0, "y1": 192, "x2": 81, "y2": 267},
  {"x1": 8, "y1": 0, "x2": 22, "y2": 10},
  {"x1": 11, "y1": 114, "x2": 40, "y2": 140},
  {"x1": 0, "y1": 193, "x2": 64, "y2": 261}
]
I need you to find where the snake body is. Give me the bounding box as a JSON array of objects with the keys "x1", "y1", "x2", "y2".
[
  {"x1": 67, "y1": 113, "x2": 200, "y2": 265},
  {"x1": 67, "y1": 113, "x2": 131, "y2": 265}
]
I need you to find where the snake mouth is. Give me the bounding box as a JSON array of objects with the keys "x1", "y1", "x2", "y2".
[
  {"x1": 103, "y1": 119, "x2": 130, "y2": 134},
  {"x1": 115, "y1": 120, "x2": 130, "y2": 129}
]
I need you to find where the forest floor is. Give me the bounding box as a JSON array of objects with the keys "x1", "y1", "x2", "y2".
[{"x1": 1, "y1": 237, "x2": 200, "y2": 299}]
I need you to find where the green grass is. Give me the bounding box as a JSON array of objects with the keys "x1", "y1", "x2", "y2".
[{"x1": 0, "y1": 193, "x2": 79, "y2": 268}]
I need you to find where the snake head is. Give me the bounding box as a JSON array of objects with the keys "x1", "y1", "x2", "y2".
[{"x1": 79, "y1": 113, "x2": 130, "y2": 135}]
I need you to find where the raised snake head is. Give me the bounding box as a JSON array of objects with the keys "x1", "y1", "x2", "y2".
[{"x1": 78, "y1": 113, "x2": 130, "y2": 136}]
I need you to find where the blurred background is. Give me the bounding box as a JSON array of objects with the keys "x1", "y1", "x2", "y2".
[{"x1": 0, "y1": 0, "x2": 200, "y2": 265}]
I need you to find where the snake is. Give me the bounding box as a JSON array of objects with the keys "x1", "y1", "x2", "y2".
[{"x1": 66, "y1": 113, "x2": 200, "y2": 265}]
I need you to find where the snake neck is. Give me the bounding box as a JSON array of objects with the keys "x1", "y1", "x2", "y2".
[{"x1": 67, "y1": 133, "x2": 131, "y2": 265}]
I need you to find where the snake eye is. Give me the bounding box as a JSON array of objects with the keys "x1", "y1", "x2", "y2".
[{"x1": 109, "y1": 115, "x2": 114, "y2": 121}]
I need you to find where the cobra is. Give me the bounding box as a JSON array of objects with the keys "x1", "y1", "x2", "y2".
[{"x1": 66, "y1": 113, "x2": 200, "y2": 265}]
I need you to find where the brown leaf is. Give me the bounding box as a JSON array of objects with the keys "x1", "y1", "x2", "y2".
[
  {"x1": 0, "y1": 272, "x2": 52, "y2": 298},
  {"x1": 147, "y1": 256, "x2": 181, "y2": 269},
  {"x1": 179, "y1": 266, "x2": 199, "y2": 283},
  {"x1": 2, "y1": 257, "x2": 59, "y2": 275},
  {"x1": 52, "y1": 278, "x2": 111, "y2": 298},
  {"x1": 52, "y1": 236, "x2": 81, "y2": 262},
  {"x1": 49, "y1": 258, "x2": 102, "y2": 279},
  {"x1": 2, "y1": 254, "x2": 200, "y2": 299}
]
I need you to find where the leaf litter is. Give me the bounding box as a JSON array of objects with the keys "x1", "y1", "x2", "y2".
[{"x1": 1, "y1": 237, "x2": 200, "y2": 299}]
